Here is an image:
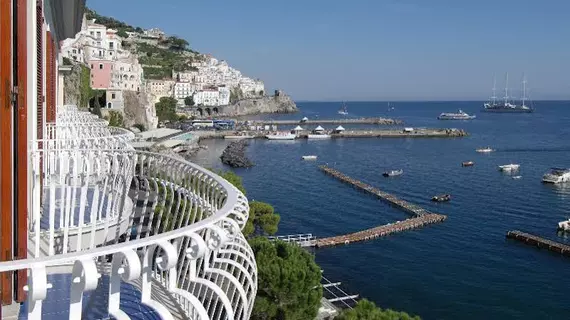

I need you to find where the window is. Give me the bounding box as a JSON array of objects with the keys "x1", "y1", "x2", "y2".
[
  {"x1": 111, "y1": 93, "x2": 116, "y2": 99},
  {"x1": 90, "y1": 64, "x2": 93, "y2": 69},
  {"x1": 109, "y1": 42, "x2": 114, "y2": 49},
  {"x1": 99, "y1": 64, "x2": 103, "y2": 69},
  {"x1": 96, "y1": 31, "x2": 101, "y2": 37},
  {"x1": 90, "y1": 31, "x2": 94, "y2": 35},
  {"x1": 72, "y1": 49, "x2": 76, "y2": 54}
]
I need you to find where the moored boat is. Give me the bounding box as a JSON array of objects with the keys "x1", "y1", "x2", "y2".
[
  {"x1": 558, "y1": 218, "x2": 570, "y2": 231},
  {"x1": 476, "y1": 147, "x2": 495, "y2": 153},
  {"x1": 499, "y1": 164, "x2": 520, "y2": 171},
  {"x1": 383, "y1": 169, "x2": 403, "y2": 177},
  {"x1": 307, "y1": 134, "x2": 331, "y2": 139},
  {"x1": 224, "y1": 132, "x2": 255, "y2": 139},
  {"x1": 542, "y1": 168, "x2": 570, "y2": 184},
  {"x1": 302, "y1": 155, "x2": 318, "y2": 160},
  {"x1": 431, "y1": 194, "x2": 451, "y2": 202},
  {"x1": 266, "y1": 132, "x2": 296, "y2": 140},
  {"x1": 462, "y1": 161, "x2": 474, "y2": 167},
  {"x1": 512, "y1": 175, "x2": 522, "y2": 179}
]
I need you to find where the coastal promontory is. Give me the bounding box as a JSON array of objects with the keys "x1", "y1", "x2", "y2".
[{"x1": 216, "y1": 90, "x2": 298, "y2": 116}]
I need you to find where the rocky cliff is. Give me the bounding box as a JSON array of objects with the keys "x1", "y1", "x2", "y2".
[
  {"x1": 123, "y1": 91, "x2": 159, "y2": 130},
  {"x1": 218, "y1": 90, "x2": 298, "y2": 116}
]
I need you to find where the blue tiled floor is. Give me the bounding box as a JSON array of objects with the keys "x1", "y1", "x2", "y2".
[
  {"x1": 40, "y1": 187, "x2": 111, "y2": 230},
  {"x1": 19, "y1": 274, "x2": 160, "y2": 320}
]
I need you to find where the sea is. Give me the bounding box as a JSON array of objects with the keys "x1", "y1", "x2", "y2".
[{"x1": 191, "y1": 101, "x2": 570, "y2": 320}]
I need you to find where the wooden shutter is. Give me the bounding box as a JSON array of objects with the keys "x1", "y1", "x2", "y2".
[
  {"x1": 15, "y1": 0, "x2": 28, "y2": 303},
  {"x1": 0, "y1": 0, "x2": 13, "y2": 306},
  {"x1": 45, "y1": 31, "x2": 55, "y2": 123}
]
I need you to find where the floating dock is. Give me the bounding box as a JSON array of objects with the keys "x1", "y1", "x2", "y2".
[
  {"x1": 238, "y1": 117, "x2": 403, "y2": 125},
  {"x1": 315, "y1": 166, "x2": 446, "y2": 248},
  {"x1": 506, "y1": 230, "x2": 570, "y2": 257}
]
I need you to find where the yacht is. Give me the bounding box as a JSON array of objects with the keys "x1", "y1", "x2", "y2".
[
  {"x1": 431, "y1": 194, "x2": 451, "y2": 202},
  {"x1": 302, "y1": 155, "x2": 318, "y2": 160},
  {"x1": 266, "y1": 132, "x2": 296, "y2": 140},
  {"x1": 499, "y1": 164, "x2": 520, "y2": 171},
  {"x1": 437, "y1": 110, "x2": 476, "y2": 120},
  {"x1": 483, "y1": 73, "x2": 534, "y2": 113},
  {"x1": 542, "y1": 168, "x2": 570, "y2": 184},
  {"x1": 476, "y1": 147, "x2": 495, "y2": 153},
  {"x1": 338, "y1": 102, "x2": 348, "y2": 115},
  {"x1": 307, "y1": 134, "x2": 331, "y2": 139},
  {"x1": 462, "y1": 161, "x2": 475, "y2": 167},
  {"x1": 383, "y1": 169, "x2": 403, "y2": 177}
]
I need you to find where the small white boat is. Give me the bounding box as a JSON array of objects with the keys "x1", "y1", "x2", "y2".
[
  {"x1": 266, "y1": 132, "x2": 296, "y2": 140},
  {"x1": 512, "y1": 175, "x2": 522, "y2": 179},
  {"x1": 307, "y1": 134, "x2": 331, "y2": 139},
  {"x1": 302, "y1": 155, "x2": 317, "y2": 160},
  {"x1": 542, "y1": 168, "x2": 570, "y2": 184},
  {"x1": 476, "y1": 147, "x2": 495, "y2": 153},
  {"x1": 558, "y1": 218, "x2": 570, "y2": 231},
  {"x1": 383, "y1": 169, "x2": 403, "y2": 177},
  {"x1": 499, "y1": 164, "x2": 520, "y2": 171}
]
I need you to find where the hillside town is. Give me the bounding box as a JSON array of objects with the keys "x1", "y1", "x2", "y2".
[{"x1": 60, "y1": 13, "x2": 265, "y2": 111}]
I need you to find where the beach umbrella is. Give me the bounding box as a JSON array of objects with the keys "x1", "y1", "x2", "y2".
[
  {"x1": 314, "y1": 125, "x2": 325, "y2": 131},
  {"x1": 335, "y1": 125, "x2": 345, "y2": 132},
  {"x1": 293, "y1": 125, "x2": 304, "y2": 131}
]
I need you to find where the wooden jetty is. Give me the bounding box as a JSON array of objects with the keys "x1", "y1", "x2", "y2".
[
  {"x1": 320, "y1": 166, "x2": 430, "y2": 217},
  {"x1": 506, "y1": 230, "x2": 570, "y2": 257},
  {"x1": 316, "y1": 214, "x2": 445, "y2": 248},
  {"x1": 239, "y1": 117, "x2": 402, "y2": 125},
  {"x1": 315, "y1": 166, "x2": 446, "y2": 247}
]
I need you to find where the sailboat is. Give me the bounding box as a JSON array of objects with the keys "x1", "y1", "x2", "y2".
[
  {"x1": 338, "y1": 102, "x2": 348, "y2": 115},
  {"x1": 483, "y1": 73, "x2": 534, "y2": 113},
  {"x1": 387, "y1": 102, "x2": 395, "y2": 111}
]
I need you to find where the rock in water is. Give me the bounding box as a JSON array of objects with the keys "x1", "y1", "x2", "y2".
[{"x1": 220, "y1": 140, "x2": 254, "y2": 168}]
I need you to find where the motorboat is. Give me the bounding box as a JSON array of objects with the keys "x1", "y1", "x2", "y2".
[
  {"x1": 462, "y1": 161, "x2": 474, "y2": 167},
  {"x1": 266, "y1": 132, "x2": 296, "y2": 140},
  {"x1": 431, "y1": 194, "x2": 451, "y2": 202},
  {"x1": 383, "y1": 169, "x2": 403, "y2": 177},
  {"x1": 302, "y1": 155, "x2": 317, "y2": 160},
  {"x1": 542, "y1": 168, "x2": 570, "y2": 184},
  {"x1": 512, "y1": 176, "x2": 522, "y2": 179},
  {"x1": 476, "y1": 147, "x2": 495, "y2": 153},
  {"x1": 499, "y1": 164, "x2": 520, "y2": 171},
  {"x1": 558, "y1": 218, "x2": 570, "y2": 231},
  {"x1": 437, "y1": 110, "x2": 476, "y2": 120}
]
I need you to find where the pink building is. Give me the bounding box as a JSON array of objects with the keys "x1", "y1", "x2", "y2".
[{"x1": 89, "y1": 60, "x2": 113, "y2": 89}]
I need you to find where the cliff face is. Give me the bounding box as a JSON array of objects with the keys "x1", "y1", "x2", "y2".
[
  {"x1": 218, "y1": 91, "x2": 298, "y2": 116},
  {"x1": 123, "y1": 91, "x2": 159, "y2": 130},
  {"x1": 62, "y1": 63, "x2": 82, "y2": 108}
]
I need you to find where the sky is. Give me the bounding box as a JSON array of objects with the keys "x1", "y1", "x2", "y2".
[{"x1": 88, "y1": 0, "x2": 570, "y2": 101}]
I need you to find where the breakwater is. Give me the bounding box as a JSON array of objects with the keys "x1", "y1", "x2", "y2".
[
  {"x1": 315, "y1": 166, "x2": 446, "y2": 247},
  {"x1": 197, "y1": 128, "x2": 468, "y2": 141},
  {"x1": 238, "y1": 117, "x2": 402, "y2": 125},
  {"x1": 506, "y1": 230, "x2": 570, "y2": 257}
]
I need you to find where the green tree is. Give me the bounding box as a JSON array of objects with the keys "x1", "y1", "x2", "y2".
[
  {"x1": 168, "y1": 36, "x2": 189, "y2": 51},
  {"x1": 218, "y1": 170, "x2": 246, "y2": 194},
  {"x1": 155, "y1": 96, "x2": 178, "y2": 121},
  {"x1": 184, "y1": 96, "x2": 195, "y2": 107},
  {"x1": 335, "y1": 299, "x2": 421, "y2": 320},
  {"x1": 116, "y1": 29, "x2": 128, "y2": 38},
  {"x1": 79, "y1": 65, "x2": 93, "y2": 109},
  {"x1": 107, "y1": 110, "x2": 124, "y2": 127},
  {"x1": 245, "y1": 201, "x2": 280, "y2": 237},
  {"x1": 249, "y1": 238, "x2": 322, "y2": 320}
]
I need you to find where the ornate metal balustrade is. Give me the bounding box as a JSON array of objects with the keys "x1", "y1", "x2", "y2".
[{"x1": 0, "y1": 106, "x2": 257, "y2": 319}]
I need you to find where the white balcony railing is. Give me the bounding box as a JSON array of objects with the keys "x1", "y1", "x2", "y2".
[{"x1": 0, "y1": 107, "x2": 257, "y2": 319}]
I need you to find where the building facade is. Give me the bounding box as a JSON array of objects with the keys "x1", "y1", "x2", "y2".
[{"x1": 0, "y1": 1, "x2": 257, "y2": 319}]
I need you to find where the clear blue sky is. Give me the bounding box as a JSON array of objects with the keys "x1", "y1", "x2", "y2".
[{"x1": 88, "y1": 0, "x2": 570, "y2": 101}]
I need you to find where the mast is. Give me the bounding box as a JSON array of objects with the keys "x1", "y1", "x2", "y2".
[
  {"x1": 491, "y1": 75, "x2": 497, "y2": 105},
  {"x1": 503, "y1": 72, "x2": 509, "y2": 105},
  {"x1": 521, "y1": 73, "x2": 527, "y2": 107}
]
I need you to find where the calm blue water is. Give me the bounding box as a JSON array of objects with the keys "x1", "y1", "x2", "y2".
[{"x1": 192, "y1": 101, "x2": 570, "y2": 320}]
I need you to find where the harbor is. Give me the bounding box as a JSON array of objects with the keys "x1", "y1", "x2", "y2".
[{"x1": 506, "y1": 230, "x2": 570, "y2": 257}]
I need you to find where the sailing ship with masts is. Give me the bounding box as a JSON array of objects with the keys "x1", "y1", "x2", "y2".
[
  {"x1": 483, "y1": 73, "x2": 533, "y2": 113},
  {"x1": 338, "y1": 102, "x2": 348, "y2": 115}
]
